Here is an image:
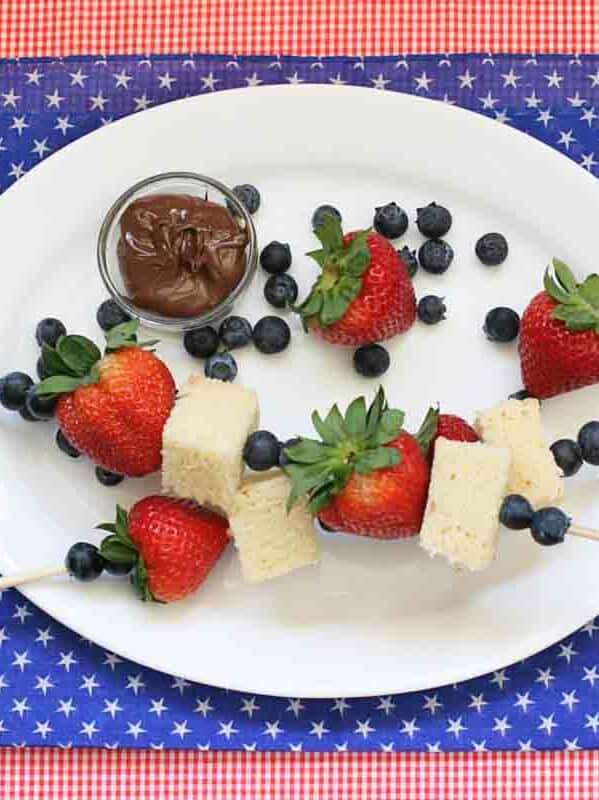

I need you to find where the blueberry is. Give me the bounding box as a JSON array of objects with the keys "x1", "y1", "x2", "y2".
[
  {"x1": 508, "y1": 389, "x2": 534, "y2": 401},
  {"x1": 483, "y1": 307, "x2": 520, "y2": 343},
  {"x1": 19, "y1": 406, "x2": 39, "y2": 422},
  {"x1": 253, "y1": 316, "x2": 291, "y2": 354},
  {"x1": 475, "y1": 233, "x2": 509, "y2": 266},
  {"x1": 373, "y1": 202, "x2": 408, "y2": 239},
  {"x1": 0, "y1": 371, "x2": 34, "y2": 411},
  {"x1": 183, "y1": 326, "x2": 219, "y2": 358},
  {"x1": 36, "y1": 356, "x2": 51, "y2": 381},
  {"x1": 353, "y1": 344, "x2": 390, "y2": 378},
  {"x1": 416, "y1": 202, "x2": 452, "y2": 238},
  {"x1": 56, "y1": 429, "x2": 81, "y2": 459},
  {"x1": 577, "y1": 421, "x2": 599, "y2": 465},
  {"x1": 65, "y1": 542, "x2": 105, "y2": 581},
  {"x1": 550, "y1": 439, "x2": 583, "y2": 477},
  {"x1": 278, "y1": 437, "x2": 301, "y2": 467},
  {"x1": 530, "y1": 507, "x2": 570, "y2": 546},
  {"x1": 95, "y1": 467, "x2": 124, "y2": 487},
  {"x1": 35, "y1": 317, "x2": 66, "y2": 347},
  {"x1": 231, "y1": 184, "x2": 261, "y2": 214},
  {"x1": 243, "y1": 430, "x2": 280, "y2": 471},
  {"x1": 499, "y1": 494, "x2": 534, "y2": 530},
  {"x1": 96, "y1": 299, "x2": 132, "y2": 332},
  {"x1": 399, "y1": 246, "x2": 418, "y2": 278},
  {"x1": 205, "y1": 352, "x2": 238, "y2": 382},
  {"x1": 417, "y1": 295, "x2": 447, "y2": 325},
  {"x1": 264, "y1": 274, "x2": 298, "y2": 309},
  {"x1": 418, "y1": 239, "x2": 454, "y2": 274},
  {"x1": 103, "y1": 557, "x2": 135, "y2": 576},
  {"x1": 260, "y1": 241, "x2": 292, "y2": 274},
  {"x1": 312, "y1": 204, "x2": 342, "y2": 230},
  {"x1": 24, "y1": 385, "x2": 58, "y2": 420},
  {"x1": 218, "y1": 316, "x2": 253, "y2": 349}
]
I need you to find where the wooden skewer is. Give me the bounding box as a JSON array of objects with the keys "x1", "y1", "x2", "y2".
[
  {"x1": 0, "y1": 565, "x2": 68, "y2": 591},
  {"x1": 568, "y1": 525, "x2": 599, "y2": 543}
]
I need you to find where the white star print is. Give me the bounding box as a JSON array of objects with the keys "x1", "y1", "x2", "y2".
[
  {"x1": 581, "y1": 152, "x2": 598, "y2": 170},
  {"x1": 12, "y1": 650, "x2": 32, "y2": 670},
  {"x1": 45, "y1": 89, "x2": 65, "y2": 109},
  {"x1": 90, "y1": 92, "x2": 108, "y2": 110},
  {"x1": 103, "y1": 699, "x2": 123, "y2": 719},
  {"x1": 524, "y1": 89, "x2": 542, "y2": 108},
  {"x1": 2, "y1": 88, "x2": 20, "y2": 108},
  {"x1": 441, "y1": 93, "x2": 456, "y2": 105},
  {"x1": 538, "y1": 713, "x2": 558, "y2": 735},
  {"x1": 558, "y1": 642, "x2": 579, "y2": 662},
  {"x1": 80, "y1": 721, "x2": 99, "y2": 740},
  {"x1": 353, "y1": 57, "x2": 365, "y2": 70},
  {"x1": 479, "y1": 91, "x2": 499, "y2": 109},
  {"x1": 438, "y1": 55, "x2": 451, "y2": 67},
  {"x1": 126, "y1": 721, "x2": 146, "y2": 740},
  {"x1": 285, "y1": 71, "x2": 304, "y2": 85},
  {"x1": 34, "y1": 675, "x2": 54, "y2": 696},
  {"x1": 8, "y1": 161, "x2": 25, "y2": 181},
  {"x1": 56, "y1": 699, "x2": 76, "y2": 718},
  {"x1": 400, "y1": 718, "x2": 419, "y2": 739},
  {"x1": 583, "y1": 666, "x2": 599, "y2": 686},
  {"x1": 217, "y1": 720, "x2": 238, "y2": 739},
  {"x1": 194, "y1": 697, "x2": 214, "y2": 716},
  {"x1": 105, "y1": 742, "x2": 120, "y2": 750},
  {"x1": 55, "y1": 115, "x2": 74, "y2": 135},
  {"x1": 490, "y1": 670, "x2": 510, "y2": 689},
  {"x1": 468, "y1": 693, "x2": 487, "y2": 713},
  {"x1": 525, "y1": 55, "x2": 539, "y2": 66},
  {"x1": 149, "y1": 698, "x2": 167, "y2": 717},
  {"x1": 243, "y1": 743, "x2": 257, "y2": 752},
  {"x1": 427, "y1": 742, "x2": 442, "y2": 753},
  {"x1": 501, "y1": 69, "x2": 521, "y2": 88},
  {"x1": 286, "y1": 698, "x2": 305, "y2": 717},
  {"x1": 133, "y1": 93, "x2": 152, "y2": 111},
  {"x1": 482, "y1": 54, "x2": 495, "y2": 65},
  {"x1": 492, "y1": 716, "x2": 512, "y2": 736},
  {"x1": 182, "y1": 57, "x2": 196, "y2": 68},
  {"x1": 0, "y1": 627, "x2": 9, "y2": 647},
  {"x1": 536, "y1": 667, "x2": 555, "y2": 688},
  {"x1": 80, "y1": 674, "x2": 100, "y2": 696},
  {"x1": 519, "y1": 739, "x2": 535, "y2": 752},
  {"x1": 570, "y1": 55, "x2": 583, "y2": 65},
  {"x1": 557, "y1": 129, "x2": 576, "y2": 150},
  {"x1": 69, "y1": 69, "x2": 88, "y2": 87},
  {"x1": 537, "y1": 108, "x2": 554, "y2": 127},
  {"x1": 197, "y1": 743, "x2": 210, "y2": 751},
  {"x1": 494, "y1": 108, "x2": 511, "y2": 124},
  {"x1": 100, "y1": 116, "x2": 114, "y2": 126},
  {"x1": 263, "y1": 720, "x2": 283, "y2": 740},
  {"x1": 0, "y1": 720, "x2": 7, "y2": 734},
  {"x1": 11, "y1": 698, "x2": 31, "y2": 718},
  {"x1": 567, "y1": 91, "x2": 586, "y2": 107},
  {"x1": 13, "y1": 604, "x2": 32, "y2": 623},
  {"x1": 545, "y1": 69, "x2": 564, "y2": 88},
  {"x1": 113, "y1": 69, "x2": 133, "y2": 88},
  {"x1": 329, "y1": 73, "x2": 347, "y2": 86},
  {"x1": 371, "y1": 73, "x2": 391, "y2": 91},
  {"x1": 310, "y1": 720, "x2": 331, "y2": 739},
  {"x1": 514, "y1": 692, "x2": 535, "y2": 712},
  {"x1": 201, "y1": 73, "x2": 220, "y2": 90},
  {"x1": 126, "y1": 674, "x2": 146, "y2": 695},
  {"x1": 171, "y1": 677, "x2": 191, "y2": 694},
  {"x1": 335, "y1": 742, "x2": 348, "y2": 752},
  {"x1": 446, "y1": 717, "x2": 467, "y2": 738},
  {"x1": 422, "y1": 694, "x2": 442, "y2": 715},
  {"x1": 33, "y1": 720, "x2": 53, "y2": 739},
  {"x1": 457, "y1": 69, "x2": 476, "y2": 89},
  {"x1": 472, "y1": 740, "x2": 488, "y2": 752},
  {"x1": 25, "y1": 68, "x2": 44, "y2": 85},
  {"x1": 289, "y1": 743, "x2": 303, "y2": 752},
  {"x1": 244, "y1": 72, "x2": 262, "y2": 87},
  {"x1": 138, "y1": 57, "x2": 152, "y2": 66},
  {"x1": 375, "y1": 697, "x2": 394, "y2": 715},
  {"x1": 240, "y1": 697, "x2": 260, "y2": 717},
  {"x1": 158, "y1": 71, "x2": 177, "y2": 90},
  {"x1": 0, "y1": 674, "x2": 7, "y2": 691},
  {"x1": 564, "y1": 737, "x2": 581, "y2": 751},
  {"x1": 57, "y1": 652, "x2": 77, "y2": 672},
  {"x1": 585, "y1": 713, "x2": 599, "y2": 733},
  {"x1": 103, "y1": 652, "x2": 122, "y2": 670},
  {"x1": 583, "y1": 620, "x2": 599, "y2": 637},
  {"x1": 171, "y1": 720, "x2": 192, "y2": 739},
  {"x1": 380, "y1": 742, "x2": 395, "y2": 752},
  {"x1": 353, "y1": 718, "x2": 374, "y2": 739},
  {"x1": 588, "y1": 69, "x2": 599, "y2": 87},
  {"x1": 560, "y1": 690, "x2": 580, "y2": 711},
  {"x1": 414, "y1": 71, "x2": 433, "y2": 92},
  {"x1": 35, "y1": 627, "x2": 54, "y2": 646}
]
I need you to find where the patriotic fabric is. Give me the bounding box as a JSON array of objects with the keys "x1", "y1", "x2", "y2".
[{"x1": 0, "y1": 54, "x2": 599, "y2": 753}]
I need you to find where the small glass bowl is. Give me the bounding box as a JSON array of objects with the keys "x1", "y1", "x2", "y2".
[{"x1": 97, "y1": 172, "x2": 258, "y2": 332}]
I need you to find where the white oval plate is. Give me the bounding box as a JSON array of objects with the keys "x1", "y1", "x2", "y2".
[{"x1": 1, "y1": 85, "x2": 598, "y2": 698}]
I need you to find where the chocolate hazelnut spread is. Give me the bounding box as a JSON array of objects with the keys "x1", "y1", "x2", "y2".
[{"x1": 117, "y1": 194, "x2": 248, "y2": 318}]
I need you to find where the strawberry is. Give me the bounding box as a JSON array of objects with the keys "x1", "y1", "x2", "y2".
[
  {"x1": 36, "y1": 321, "x2": 175, "y2": 476},
  {"x1": 296, "y1": 215, "x2": 416, "y2": 346},
  {"x1": 98, "y1": 498, "x2": 229, "y2": 602},
  {"x1": 284, "y1": 388, "x2": 430, "y2": 539},
  {"x1": 520, "y1": 259, "x2": 599, "y2": 399},
  {"x1": 416, "y1": 406, "x2": 479, "y2": 463}
]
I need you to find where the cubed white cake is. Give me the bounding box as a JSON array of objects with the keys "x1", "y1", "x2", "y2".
[
  {"x1": 475, "y1": 398, "x2": 563, "y2": 508},
  {"x1": 162, "y1": 376, "x2": 259, "y2": 515},
  {"x1": 229, "y1": 471, "x2": 320, "y2": 583},
  {"x1": 420, "y1": 438, "x2": 512, "y2": 572}
]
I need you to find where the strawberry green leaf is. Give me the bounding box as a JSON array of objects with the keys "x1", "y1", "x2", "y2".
[
  {"x1": 132, "y1": 555, "x2": 155, "y2": 602},
  {"x1": 578, "y1": 274, "x2": 599, "y2": 306},
  {"x1": 96, "y1": 523, "x2": 117, "y2": 534},
  {"x1": 545, "y1": 260, "x2": 599, "y2": 333},
  {"x1": 56, "y1": 335, "x2": 101, "y2": 376},
  {"x1": 314, "y1": 213, "x2": 343, "y2": 252},
  {"x1": 324, "y1": 404, "x2": 347, "y2": 441},
  {"x1": 354, "y1": 446, "x2": 400, "y2": 474},
  {"x1": 368, "y1": 409, "x2": 404, "y2": 446},
  {"x1": 552, "y1": 258, "x2": 578, "y2": 293},
  {"x1": 36, "y1": 375, "x2": 86, "y2": 395},
  {"x1": 344, "y1": 396, "x2": 367, "y2": 436},
  {"x1": 99, "y1": 535, "x2": 137, "y2": 565},
  {"x1": 105, "y1": 320, "x2": 140, "y2": 352},
  {"x1": 305, "y1": 249, "x2": 327, "y2": 269},
  {"x1": 285, "y1": 438, "x2": 331, "y2": 464},
  {"x1": 42, "y1": 344, "x2": 78, "y2": 378},
  {"x1": 415, "y1": 406, "x2": 440, "y2": 455},
  {"x1": 365, "y1": 387, "x2": 387, "y2": 437},
  {"x1": 311, "y1": 410, "x2": 336, "y2": 444}
]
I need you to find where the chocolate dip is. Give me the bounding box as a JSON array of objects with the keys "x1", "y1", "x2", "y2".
[{"x1": 117, "y1": 194, "x2": 248, "y2": 317}]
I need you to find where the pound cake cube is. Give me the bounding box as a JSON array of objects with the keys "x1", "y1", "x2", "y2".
[
  {"x1": 162, "y1": 376, "x2": 259, "y2": 515},
  {"x1": 229, "y1": 472, "x2": 320, "y2": 583},
  {"x1": 475, "y1": 398, "x2": 563, "y2": 508},
  {"x1": 420, "y1": 438, "x2": 512, "y2": 571}
]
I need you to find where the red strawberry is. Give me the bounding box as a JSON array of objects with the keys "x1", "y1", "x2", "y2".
[
  {"x1": 284, "y1": 388, "x2": 430, "y2": 539},
  {"x1": 416, "y1": 406, "x2": 479, "y2": 463},
  {"x1": 519, "y1": 260, "x2": 599, "y2": 399},
  {"x1": 99, "y1": 497, "x2": 229, "y2": 602},
  {"x1": 36, "y1": 321, "x2": 175, "y2": 476},
  {"x1": 297, "y1": 215, "x2": 416, "y2": 346}
]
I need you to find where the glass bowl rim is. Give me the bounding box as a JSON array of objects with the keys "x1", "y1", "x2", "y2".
[{"x1": 96, "y1": 171, "x2": 259, "y2": 332}]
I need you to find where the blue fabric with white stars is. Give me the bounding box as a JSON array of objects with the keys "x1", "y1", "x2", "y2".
[{"x1": 1, "y1": 53, "x2": 599, "y2": 752}]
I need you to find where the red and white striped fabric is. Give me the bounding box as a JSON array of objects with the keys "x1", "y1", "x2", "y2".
[
  {"x1": 0, "y1": 0, "x2": 598, "y2": 57},
  {"x1": 0, "y1": 749, "x2": 598, "y2": 800}
]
